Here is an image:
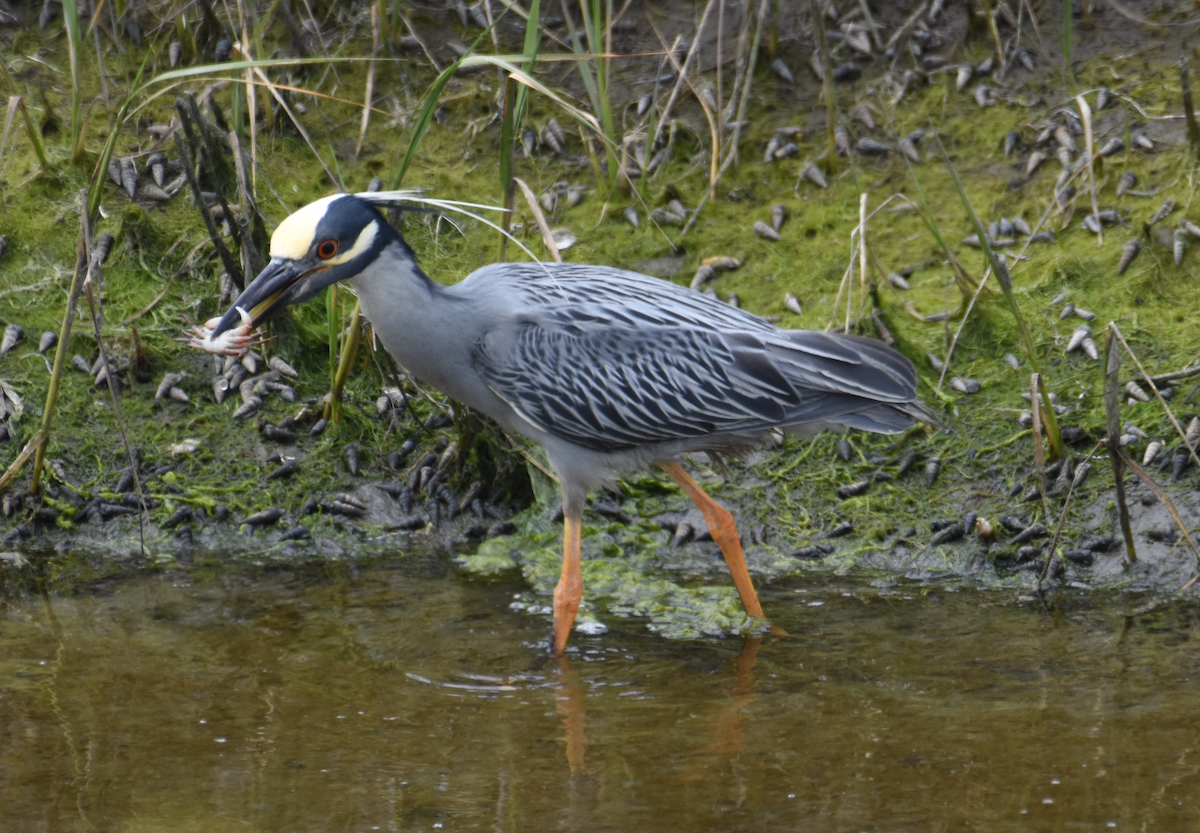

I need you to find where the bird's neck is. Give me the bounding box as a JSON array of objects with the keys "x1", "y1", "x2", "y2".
[{"x1": 348, "y1": 243, "x2": 462, "y2": 389}]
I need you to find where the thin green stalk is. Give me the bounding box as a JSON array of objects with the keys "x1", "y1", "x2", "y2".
[
  {"x1": 499, "y1": 0, "x2": 541, "y2": 208},
  {"x1": 899, "y1": 152, "x2": 979, "y2": 299},
  {"x1": 87, "y1": 55, "x2": 149, "y2": 217},
  {"x1": 809, "y1": 0, "x2": 838, "y2": 172},
  {"x1": 1103, "y1": 328, "x2": 1136, "y2": 561},
  {"x1": 564, "y1": 0, "x2": 617, "y2": 185},
  {"x1": 935, "y1": 135, "x2": 1063, "y2": 459},
  {"x1": 12, "y1": 95, "x2": 50, "y2": 172},
  {"x1": 61, "y1": 0, "x2": 84, "y2": 163},
  {"x1": 327, "y1": 284, "x2": 339, "y2": 391},
  {"x1": 327, "y1": 300, "x2": 363, "y2": 424},
  {"x1": 388, "y1": 24, "x2": 499, "y2": 189},
  {"x1": 31, "y1": 192, "x2": 90, "y2": 492}
]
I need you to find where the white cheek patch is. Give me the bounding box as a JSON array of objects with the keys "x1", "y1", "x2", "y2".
[
  {"x1": 328, "y1": 221, "x2": 378, "y2": 265},
  {"x1": 269, "y1": 195, "x2": 342, "y2": 260}
]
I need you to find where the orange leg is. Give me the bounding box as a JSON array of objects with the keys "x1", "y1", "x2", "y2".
[
  {"x1": 551, "y1": 507, "x2": 583, "y2": 656},
  {"x1": 659, "y1": 461, "x2": 766, "y2": 620}
]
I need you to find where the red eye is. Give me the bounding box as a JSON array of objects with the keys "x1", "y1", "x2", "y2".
[{"x1": 316, "y1": 239, "x2": 338, "y2": 259}]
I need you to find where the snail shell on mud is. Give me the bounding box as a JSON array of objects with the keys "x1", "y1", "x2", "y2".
[
  {"x1": 0, "y1": 323, "x2": 23, "y2": 357},
  {"x1": 771, "y1": 204, "x2": 788, "y2": 232},
  {"x1": 956, "y1": 62, "x2": 974, "y2": 92},
  {"x1": 834, "y1": 125, "x2": 851, "y2": 156},
  {"x1": 1072, "y1": 461, "x2": 1092, "y2": 489},
  {"x1": 800, "y1": 161, "x2": 828, "y2": 189},
  {"x1": 753, "y1": 220, "x2": 781, "y2": 241},
  {"x1": 854, "y1": 102, "x2": 875, "y2": 130},
  {"x1": 1124, "y1": 381, "x2": 1150, "y2": 402},
  {"x1": 925, "y1": 457, "x2": 941, "y2": 486},
  {"x1": 836, "y1": 479, "x2": 871, "y2": 499},
  {"x1": 1149, "y1": 200, "x2": 1178, "y2": 226},
  {"x1": 1067, "y1": 325, "x2": 1092, "y2": 353},
  {"x1": 1116, "y1": 171, "x2": 1137, "y2": 197}
]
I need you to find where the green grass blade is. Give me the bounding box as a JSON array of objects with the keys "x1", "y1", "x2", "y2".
[
  {"x1": 934, "y1": 135, "x2": 1063, "y2": 459},
  {"x1": 61, "y1": 0, "x2": 83, "y2": 162},
  {"x1": 87, "y1": 54, "x2": 150, "y2": 217},
  {"x1": 388, "y1": 25, "x2": 498, "y2": 189},
  {"x1": 500, "y1": 0, "x2": 541, "y2": 196}
]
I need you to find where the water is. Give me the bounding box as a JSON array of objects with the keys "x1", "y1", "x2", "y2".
[{"x1": 2, "y1": 556, "x2": 1198, "y2": 831}]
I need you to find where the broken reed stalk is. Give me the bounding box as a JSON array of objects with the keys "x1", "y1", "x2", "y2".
[
  {"x1": 1076, "y1": 93, "x2": 1101, "y2": 246},
  {"x1": 809, "y1": 0, "x2": 838, "y2": 171},
  {"x1": 174, "y1": 101, "x2": 244, "y2": 288},
  {"x1": 1180, "y1": 58, "x2": 1200, "y2": 159},
  {"x1": 1029, "y1": 372, "x2": 1052, "y2": 519},
  {"x1": 1114, "y1": 448, "x2": 1200, "y2": 576},
  {"x1": 1103, "y1": 327, "x2": 1137, "y2": 562}
]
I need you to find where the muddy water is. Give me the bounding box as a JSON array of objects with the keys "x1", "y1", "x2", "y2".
[{"x1": 2, "y1": 558, "x2": 1198, "y2": 831}]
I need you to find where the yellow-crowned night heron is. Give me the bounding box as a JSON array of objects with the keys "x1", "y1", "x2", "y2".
[{"x1": 205, "y1": 193, "x2": 935, "y2": 655}]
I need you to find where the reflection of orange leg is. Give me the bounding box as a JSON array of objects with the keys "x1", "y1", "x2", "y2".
[
  {"x1": 551, "y1": 505, "x2": 583, "y2": 656},
  {"x1": 684, "y1": 636, "x2": 762, "y2": 781},
  {"x1": 554, "y1": 655, "x2": 587, "y2": 777},
  {"x1": 660, "y1": 461, "x2": 766, "y2": 620}
]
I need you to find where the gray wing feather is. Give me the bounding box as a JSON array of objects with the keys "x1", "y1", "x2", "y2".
[{"x1": 464, "y1": 263, "x2": 927, "y2": 452}]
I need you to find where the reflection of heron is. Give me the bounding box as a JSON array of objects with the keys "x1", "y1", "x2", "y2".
[
  {"x1": 207, "y1": 194, "x2": 934, "y2": 654},
  {"x1": 684, "y1": 637, "x2": 764, "y2": 782},
  {"x1": 554, "y1": 657, "x2": 587, "y2": 777},
  {"x1": 551, "y1": 637, "x2": 768, "y2": 780}
]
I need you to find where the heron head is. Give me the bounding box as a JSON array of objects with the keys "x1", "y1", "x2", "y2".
[{"x1": 210, "y1": 193, "x2": 395, "y2": 337}]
